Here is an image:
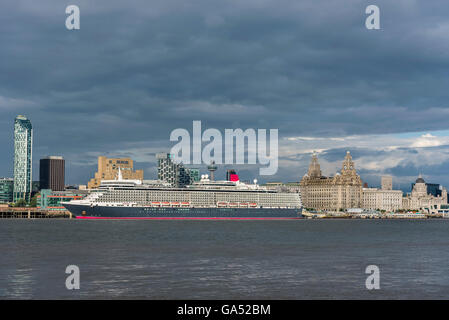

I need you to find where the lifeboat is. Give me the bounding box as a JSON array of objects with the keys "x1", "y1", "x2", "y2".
[
  {"x1": 249, "y1": 203, "x2": 257, "y2": 208},
  {"x1": 229, "y1": 203, "x2": 238, "y2": 207},
  {"x1": 151, "y1": 202, "x2": 161, "y2": 207},
  {"x1": 162, "y1": 202, "x2": 171, "y2": 207},
  {"x1": 239, "y1": 203, "x2": 248, "y2": 207},
  {"x1": 181, "y1": 202, "x2": 190, "y2": 206},
  {"x1": 217, "y1": 202, "x2": 228, "y2": 207},
  {"x1": 171, "y1": 202, "x2": 180, "y2": 207}
]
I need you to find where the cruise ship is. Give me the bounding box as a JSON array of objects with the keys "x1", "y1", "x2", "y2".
[{"x1": 62, "y1": 171, "x2": 302, "y2": 220}]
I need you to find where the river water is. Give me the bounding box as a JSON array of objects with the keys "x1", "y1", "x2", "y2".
[{"x1": 1, "y1": 219, "x2": 448, "y2": 299}]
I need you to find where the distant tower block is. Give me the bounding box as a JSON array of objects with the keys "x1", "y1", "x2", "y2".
[
  {"x1": 381, "y1": 176, "x2": 393, "y2": 190},
  {"x1": 207, "y1": 161, "x2": 218, "y2": 181}
]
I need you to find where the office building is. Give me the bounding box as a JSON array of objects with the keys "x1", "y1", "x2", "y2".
[
  {"x1": 40, "y1": 156, "x2": 65, "y2": 191},
  {"x1": 403, "y1": 175, "x2": 448, "y2": 210},
  {"x1": 88, "y1": 156, "x2": 144, "y2": 189},
  {"x1": 38, "y1": 189, "x2": 90, "y2": 211},
  {"x1": 360, "y1": 176, "x2": 403, "y2": 212},
  {"x1": 362, "y1": 188, "x2": 403, "y2": 211},
  {"x1": 13, "y1": 115, "x2": 33, "y2": 202},
  {"x1": 0, "y1": 178, "x2": 14, "y2": 204},
  {"x1": 410, "y1": 181, "x2": 445, "y2": 198},
  {"x1": 300, "y1": 151, "x2": 363, "y2": 211}
]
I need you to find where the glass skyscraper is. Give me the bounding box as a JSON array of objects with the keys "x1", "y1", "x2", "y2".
[{"x1": 13, "y1": 115, "x2": 33, "y2": 202}]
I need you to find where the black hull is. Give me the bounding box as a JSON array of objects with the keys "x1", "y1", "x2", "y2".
[{"x1": 63, "y1": 203, "x2": 302, "y2": 219}]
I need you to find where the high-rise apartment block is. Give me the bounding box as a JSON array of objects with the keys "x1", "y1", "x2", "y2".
[
  {"x1": 40, "y1": 156, "x2": 65, "y2": 191},
  {"x1": 156, "y1": 153, "x2": 195, "y2": 187},
  {"x1": 13, "y1": 115, "x2": 33, "y2": 202},
  {"x1": 87, "y1": 156, "x2": 144, "y2": 189}
]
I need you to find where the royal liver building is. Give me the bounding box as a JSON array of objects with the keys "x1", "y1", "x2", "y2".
[{"x1": 300, "y1": 151, "x2": 362, "y2": 211}]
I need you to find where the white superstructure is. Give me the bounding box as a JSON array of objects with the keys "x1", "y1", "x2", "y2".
[{"x1": 67, "y1": 174, "x2": 302, "y2": 209}]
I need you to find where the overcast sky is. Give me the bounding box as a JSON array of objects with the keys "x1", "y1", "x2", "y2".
[{"x1": 1, "y1": 0, "x2": 449, "y2": 191}]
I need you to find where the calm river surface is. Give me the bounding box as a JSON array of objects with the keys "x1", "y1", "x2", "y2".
[{"x1": 1, "y1": 219, "x2": 448, "y2": 299}]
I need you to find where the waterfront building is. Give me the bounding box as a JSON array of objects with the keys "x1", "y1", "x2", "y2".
[
  {"x1": 40, "y1": 156, "x2": 65, "y2": 191},
  {"x1": 362, "y1": 188, "x2": 403, "y2": 211},
  {"x1": 87, "y1": 156, "x2": 143, "y2": 189},
  {"x1": 156, "y1": 153, "x2": 195, "y2": 187},
  {"x1": 361, "y1": 176, "x2": 403, "y2": 211},
  {"x1": 300, "y1": 151, "x2": 362, "y2": 211},
  {"x1": 13, "y1": 115, "x2": 33, "y2": 202},
  {"x1": 0, "y1": 178, "x2": 14, "y2": 204},
  {"x1": 37, "y1": 189, "x2": 90, "y2": 211},
  {"x1": 402, "y1": 175, "x2": 448, "y2": 210},
  {"x1": 424, "y1": 203, "x2": 449, "y2": 215},
  {"x1": 410, "y1": 181, "x2": 445, "y2": 198}
]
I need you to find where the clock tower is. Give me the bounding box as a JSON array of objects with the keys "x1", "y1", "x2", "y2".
[
  {"x1": 341, "y1": 151, "x2": 356, "y2": 175},
  {"x1": 300, "y1": 151, "x2": 363, "y2": 211},
  {"x1": 307, "y1": 152, "x2": 322, "y2": 178}
]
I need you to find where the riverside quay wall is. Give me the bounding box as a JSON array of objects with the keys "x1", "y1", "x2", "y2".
[{"x1": 0, "y1": 207, "x2": 71, "y2": 219}]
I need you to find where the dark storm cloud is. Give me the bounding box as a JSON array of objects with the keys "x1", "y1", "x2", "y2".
[{"x1": 1, "y1": 0, "x2": 449, "y2": 183}]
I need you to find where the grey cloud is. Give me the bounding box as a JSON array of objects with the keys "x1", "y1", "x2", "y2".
[{"x1": 1, "y1": 0, "x2": 449, "y2": 184}]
